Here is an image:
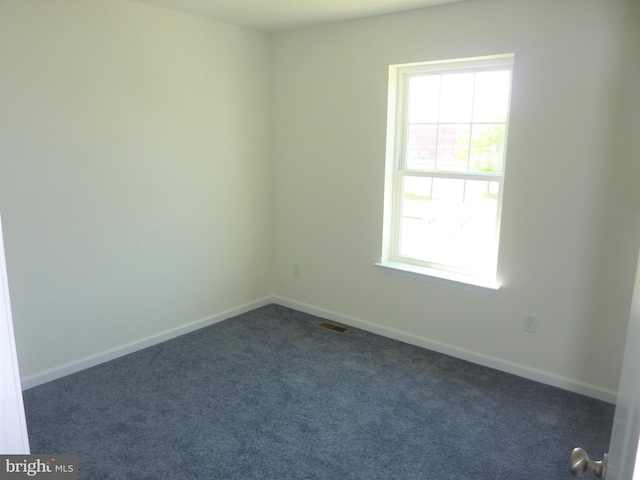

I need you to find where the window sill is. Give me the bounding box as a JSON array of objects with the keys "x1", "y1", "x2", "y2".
[{"x1": 375, "y1": 261, "x2": 500, "y2": 296}]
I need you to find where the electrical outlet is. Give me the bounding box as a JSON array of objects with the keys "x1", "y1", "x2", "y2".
[
  {"x1": 524, "y1": 314, "x2": 537, "y2": 333},
  {"x1": 293, "y1": 263, "x2": 301, "y2": 277}
]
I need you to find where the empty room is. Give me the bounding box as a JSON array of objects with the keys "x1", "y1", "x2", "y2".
[{"x1": 1, "y1": 0, "x2": 639, "y2": 478}]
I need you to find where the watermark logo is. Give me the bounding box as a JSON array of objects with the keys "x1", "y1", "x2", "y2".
[{"x1": 0, "y1": 455, "x2": 77, "y2": 479}]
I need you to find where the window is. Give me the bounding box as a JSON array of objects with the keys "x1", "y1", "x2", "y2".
[{"x1": 379, "y1": 55, "x2": 513, "y2": 291}]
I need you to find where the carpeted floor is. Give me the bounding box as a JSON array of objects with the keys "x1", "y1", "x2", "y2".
[{"x1": 23, "y1": 304, "x2": 614, "y2": 479}]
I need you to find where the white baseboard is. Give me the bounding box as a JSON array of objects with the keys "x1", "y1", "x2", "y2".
[
  {"x1": 272, "y1": 296, "x2": 618, "y2": 404},
  {"x1": 23, "y1": 294, "x2": 618, "y2": 404},
  {"x1": 21, "y1": 296, "x2": 274, "y2": 390}
]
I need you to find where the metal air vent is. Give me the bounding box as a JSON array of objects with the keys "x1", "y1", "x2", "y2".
[{"x1": 317, "y1": 322, "x2": 348, "y2": 333}]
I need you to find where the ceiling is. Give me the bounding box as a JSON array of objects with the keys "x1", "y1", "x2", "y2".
[{"x1": 133, "y1": 0, "x2": 466, "y2": 33}]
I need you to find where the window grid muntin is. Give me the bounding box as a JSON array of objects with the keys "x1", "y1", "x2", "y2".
[{"x1": 402, "y1": 68, "x2": 509, "y2": 176}]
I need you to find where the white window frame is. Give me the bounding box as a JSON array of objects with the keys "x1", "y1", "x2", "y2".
[{"x1": 377, "y1": 54, "x2": 514, "y2": 294}]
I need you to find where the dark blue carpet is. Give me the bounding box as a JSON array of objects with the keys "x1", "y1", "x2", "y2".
[{"x1": 23, "y1": 304, "x2": 614, "y2": 479}]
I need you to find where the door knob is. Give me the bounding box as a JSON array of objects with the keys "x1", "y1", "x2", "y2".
[{"x1": 570, "y1": 447, "x2": 608, "y2": 478}]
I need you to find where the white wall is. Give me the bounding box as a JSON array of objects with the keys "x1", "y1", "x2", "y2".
[
  {"x1": 0, "y1": 0, "x2": 272, "y2": 379},
  {"x1": 271, "y1": 0, "x2": 640, "y2": 398}
]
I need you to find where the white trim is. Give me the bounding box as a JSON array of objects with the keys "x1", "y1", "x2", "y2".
[
  {"x1": 392, "y1": 53, "x2": 515, "y2": 72},
  {"x1": 272, "y1": 295, "x2": 617, "y2": 404},
  {"x1": 375, "y1": 260, "x2": 499, "y2": 295},
  {"x1": 21, "y1": 296, "x2": 273, "y2": 390}
]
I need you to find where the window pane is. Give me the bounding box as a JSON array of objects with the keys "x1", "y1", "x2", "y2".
[
  {"x1": 399, "y1": 177, "x2": 499, "y2": 272},
  {"x1": 436, "y1": 124, "x2": 470, "y2": 172},
  {"x1": 399, "y1": 176, "x2": 434, "y2": 259},
  {"x1": 406, "y1": 124, "x2": 437, "y2": 169},
  {"x1": 401, "y1": 176, "x2": 433, "y2": 216},
  {"x1": 469, "y1": 124, "x2": 505, "y2": 173},
  {"x1": 472, "y1": 70, "x2": 511, "y2": 123},
  {"x1": 408, "y1": 75, "x2": 440, "y2": 124},
  {"x1": 439, "y1": 73, "x2": 474, "y2": 123}
]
